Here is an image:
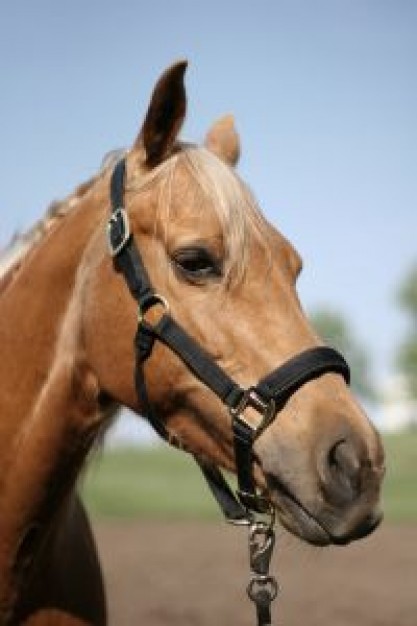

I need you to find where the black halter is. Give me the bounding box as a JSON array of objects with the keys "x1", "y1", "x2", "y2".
[{"x1": 107, "y1": 158, "x2": 350, "y2": 522}]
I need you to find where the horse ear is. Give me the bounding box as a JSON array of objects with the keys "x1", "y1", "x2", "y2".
[
  {"x1": 204, "y1": 115, "x2": 240, "y2": 166},
  {"x1": 135, "y1": 60, "x2": 188, "y2": 167}
]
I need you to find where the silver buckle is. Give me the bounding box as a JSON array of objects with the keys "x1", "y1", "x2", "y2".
[
  {"x1": 107, "y1": 208, "x2": 131, "y2": 256},
  {"x1": 230, "y1": 388, "x2": 276, "y2": 435}
]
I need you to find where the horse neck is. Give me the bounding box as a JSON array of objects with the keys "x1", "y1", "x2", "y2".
[
  {"x1": 0, "y1": 182, "x2": 108, "y2": 610},
  {"x1": 1, "y1": 186, "x2": 108, "y2": 432}
]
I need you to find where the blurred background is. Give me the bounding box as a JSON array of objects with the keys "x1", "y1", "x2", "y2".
[{"x1": 1, "y1": 2, "x2": 416, "y2": 624}]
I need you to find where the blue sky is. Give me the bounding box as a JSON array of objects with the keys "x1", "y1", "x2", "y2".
[{"x1": 1, "y1": 1, "x2": 415, "y2": 384}]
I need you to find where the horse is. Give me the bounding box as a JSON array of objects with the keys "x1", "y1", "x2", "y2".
[{"x1": 0, "y1": 60, "x2": 385, "y2": 625}]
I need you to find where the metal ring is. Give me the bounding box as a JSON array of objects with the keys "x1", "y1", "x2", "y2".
[
  {"x1": 138, "y1": 293, "x2": 170, "y2": 325},
  {"x1": 247, "y1": 576, "x2": 279, "y2": 603}
]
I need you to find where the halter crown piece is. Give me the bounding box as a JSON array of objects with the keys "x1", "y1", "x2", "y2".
[{"x1": 107, "y1": 158, "x2": 351, "y2": 625}]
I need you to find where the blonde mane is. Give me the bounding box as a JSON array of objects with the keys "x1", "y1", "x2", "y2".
[{"x1": 0, "y1": 150, "x2": 126, "y2": 290}]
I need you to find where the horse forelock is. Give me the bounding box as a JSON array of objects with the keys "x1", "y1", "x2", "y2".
[{"x1": 127, "y1": 144, "x2": 271, "y2": 287}]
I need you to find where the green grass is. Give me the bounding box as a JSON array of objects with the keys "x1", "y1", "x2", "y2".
[
  {"x1": 81, "y1": 446, "x2": 220, "y2": 520},
  {"x1": 380, "y1": 430, "x2": 417, "y2": 522},
  {"x1": 81, "y1": 431, "x2": 417, "y2": 522}
]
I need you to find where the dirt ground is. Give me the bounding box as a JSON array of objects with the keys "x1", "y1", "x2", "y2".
[{"x1": 93, "y1": 520, "x2": 416, "y2": 626}]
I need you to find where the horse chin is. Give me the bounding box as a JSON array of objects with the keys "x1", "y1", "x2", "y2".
[
  {"x1": 268, "y1": 483, "x2": 332, "y2": 547},
  {"x1": 266, "y1": 474, "x2": 382, "y2": 548}
]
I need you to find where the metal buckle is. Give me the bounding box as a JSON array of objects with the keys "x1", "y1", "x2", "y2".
[
  {"x1": 230, "y1": 388, "x2": 276, "y2": 436},
  {"x1": 107, "y1": 207, "x2": 131, "y2": 256}
]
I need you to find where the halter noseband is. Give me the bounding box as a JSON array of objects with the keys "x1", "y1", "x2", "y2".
[{"x1": 107, "y1": 158, "x2": 350, "y2": 521}]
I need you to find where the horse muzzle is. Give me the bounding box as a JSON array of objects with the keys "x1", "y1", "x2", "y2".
[{"x1": 256, "y1": 425, "x2": 385, "y2": 546}]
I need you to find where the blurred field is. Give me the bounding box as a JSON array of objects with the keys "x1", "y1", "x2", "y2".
[
  {"x1": 380, "y1": 430, "x2": 417, "y2": 521},
  {"x1": 95, "y1": 520, "x2": 417, "y2": 626},
  {"x1": 81, "y1": 431, "x2": 417, "y2": 522},
  {"x1": 82, "y1": 445, "x2": 220, "y2": 520},
  {"x1": 81, "y1": 432, "x2": 417, "y2": 625}
]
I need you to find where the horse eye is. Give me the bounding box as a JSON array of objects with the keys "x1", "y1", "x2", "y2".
[{"x1": 173, "y1": 247, "x2": 221, "y2": 282}]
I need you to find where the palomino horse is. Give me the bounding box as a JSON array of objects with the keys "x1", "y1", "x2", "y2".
[{"x1": 0, "y1": 61, "x2": 384, "y2": 625}]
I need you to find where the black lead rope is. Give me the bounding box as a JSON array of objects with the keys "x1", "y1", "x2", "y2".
[{"x1": 107, "y1": 158, "x2": 351, "y2": 624}]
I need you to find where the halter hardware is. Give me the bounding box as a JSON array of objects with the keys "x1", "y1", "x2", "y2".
[
  {"x1": 247, "y1": 518, "x2": 279, "y2": 621},
  {"x1": 107, "y1": 207, "x2": 131, "y2": 256},
  {"x1": 230, "y1": 388, "x2": 276, "y2": 436},
  {"x1": 137, "y1": 293, "x2": 170, "y2": 324}
]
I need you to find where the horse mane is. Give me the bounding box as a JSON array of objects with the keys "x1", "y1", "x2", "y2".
[{"x1": 0, "y1": 149, "x2": 126, "y2": 293}]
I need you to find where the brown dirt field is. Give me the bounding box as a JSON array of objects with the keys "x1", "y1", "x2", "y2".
[{"x1": 93, "y1": 520, "x2": 417, "y2": 626}]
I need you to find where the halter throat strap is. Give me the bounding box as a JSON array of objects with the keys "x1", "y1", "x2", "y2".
[{"x1": 107, "y1": 158, "x2": 351, "y2": 520}]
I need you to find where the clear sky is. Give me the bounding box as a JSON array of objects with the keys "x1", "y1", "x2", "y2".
[{"x1": 1, "y1": 1, "x2": 416, "y2": 385}]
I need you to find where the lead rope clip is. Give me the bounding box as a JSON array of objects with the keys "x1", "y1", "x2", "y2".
[{"x1": 246, "y1": 515, "x2": 279, "y2": 626}]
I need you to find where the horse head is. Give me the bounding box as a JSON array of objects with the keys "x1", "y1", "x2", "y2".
[{"x1": 81, "y1": 61, "x2": 384, "y2": 547}]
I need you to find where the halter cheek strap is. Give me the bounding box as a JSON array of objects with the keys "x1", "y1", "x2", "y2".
[{"x1": 107, "y1": 158, "x2": 350, "y2": 521}]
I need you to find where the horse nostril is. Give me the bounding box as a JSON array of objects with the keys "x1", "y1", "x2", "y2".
[{"x1": 324, "y1": 439, "x2": 362, "y2": 505}]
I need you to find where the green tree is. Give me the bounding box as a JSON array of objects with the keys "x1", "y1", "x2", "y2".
[
  {"x1": 396, "y1": 263, "x2": 417, "y2": 399},
  {"x1": 309, "y1": 307, "x2": 375, "y2": 401}
]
